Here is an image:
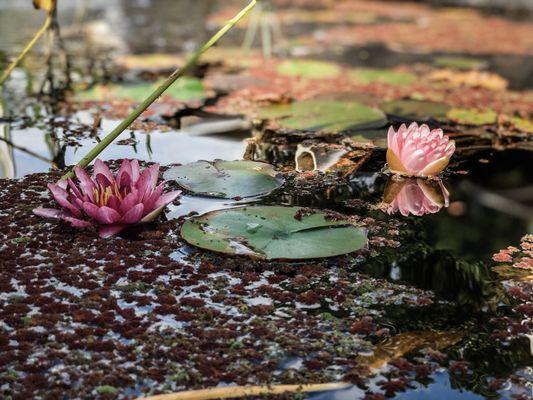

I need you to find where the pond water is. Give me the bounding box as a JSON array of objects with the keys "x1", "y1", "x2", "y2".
[{"x1": 0, "y1": 1, "x2": 532, "y2": 399}]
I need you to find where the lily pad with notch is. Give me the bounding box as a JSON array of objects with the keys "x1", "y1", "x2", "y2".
[
  {"x1": 181, "y1": 206, "x2": 368, "y2": 260},
  {"x1": 163, "y1": 160, "x2": 284, "y2": 199},
  {"x1": 257, "y1": 100, "x2": 387, "y2": 133}
]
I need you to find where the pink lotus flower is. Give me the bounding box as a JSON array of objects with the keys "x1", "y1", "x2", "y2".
[
  {"x1": 383, "y1": 177, "x2": 449, "y2": 217},
  {"x1": 387, "y1": 122, "x2": 455, "y2": 177},
  {"x1": 33, "y1": 159, "x2": 180, "y2": 238}
]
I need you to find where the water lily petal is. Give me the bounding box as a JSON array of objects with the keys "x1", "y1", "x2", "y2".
[
  {"x1": 419, "y1": 156, "x2": 450, "y2": 176},
  {"x1": 94, "y1": 159, "x2": 115, "y2": 184},
  {"x1": 153, "y1": 190, "x2": 181, "y2": 209},
  {"x1": 63, "y1": 216, "x2": 93, "y2": 228},
  {"x1": 48, "y1": 183, "x2": 82, "y2": 217},
  {"x1": 97, "y1": 206, "x2": 122, "y2": 224},
  {"x1": 119, "y1": 190, "x2": 140, "y2": 215},
  {"x1": 33, "y1": 207, "x2": 63, "y2": 219},
  {"x1": 386, "y1": 148, "x2": 408, "y2": 174},
  {"x1": 99, "y1": 224, "x2": 126, "y2": 238},
  {"x1": 121, "y1": 203, "x2": 144, "y2": 224},
  {"x1": 116, "y1": 159, "x2": 132, "y2": 187},
  {"x1": 74, "y1": 166, "x2": 96, "y2": 201}
]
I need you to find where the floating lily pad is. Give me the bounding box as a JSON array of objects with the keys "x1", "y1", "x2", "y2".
[
  {"x1": 381, "y1": 99, "x2": 451, "y2": 122},
  {"x1": 348, "y1": 68, "x2": 417, "y2": 86},
  {"x1": 276, "y1": 60, "x2": 342, "y2": 79},
  {"x1": 349, "y1": 129, "x2": 388, "y2": 148},
  {"x1": 434, "y1": 56, "x2": 486, "y2": 70},
  {"x1": 509, "y1": 116, "x2": 533, "y2": 134},
  {"x1": 163, "y1": 160, "x2": 284, "y2": 199},
  {"x1": 258, "y1": 100, "x2": 387, "y2": 133},
  {"x1": 181, "y1": 206, "x2": 367, "y2": 260},
  {"x1": 447, "y1": 108, "x2": 497, "y2": 126},
  {"x1": 76, "y1": 77, "x2": 206, "y2": 102}
]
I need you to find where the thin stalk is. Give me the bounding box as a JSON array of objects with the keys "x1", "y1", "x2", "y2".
[
  {"x1": 64, "y1": 0, "x2": 258, "y2": 179},
  {"x1": 0, "y1": 14, "x2": 53, "y2": 86}
]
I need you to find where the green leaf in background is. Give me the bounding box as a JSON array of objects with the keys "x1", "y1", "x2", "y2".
[
  {"x1": 258, "y1": 100, "x2": 387, "y2": 133},
  {"x1": 163, "y1": 160, "x2": 284, "y2": 199},
  {"x1": 276, "y1": 60, "x2": 342, "y2": 79},
  {"x1": 181, "y1": 206, "x2": 367, "y2": 260},
  {"x1": 75, "y1": 77, "x2": 206, "y2": 102},
  {"x1": 509, "y1": 116, "x2": 533, "y2": 134},
  {"x1": 348, "y1": 68, "x2": 417, "y2": 86},
  {"x1": 381, "y1": 99, "x2": 451, "y2": 122},
  {"x1": 447, "y1": 108, "x2": 497, "y2": 126}
]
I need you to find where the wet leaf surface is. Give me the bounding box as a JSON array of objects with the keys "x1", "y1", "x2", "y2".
[
  {"x1": 348, "y1": 68, "x2": 417, "y2": 86},
  {"x1": 163, "y1": 160, "x2": 284, "y2": 199},
  {"x1": 258, "y1": 99, "x2": 387, "y2": 133},
  {"x1": 447, "y1": 108, "x2": 498, "y2": 126},
  {"x1": 276, "y1": 59, "x2": 342, "y2": 79},
  {"x1": 181, "y1": 206, "x2": 367, "y2": 259},
  {"x1": 381, "y1": 99, "x2": 451, "y2": 122}
]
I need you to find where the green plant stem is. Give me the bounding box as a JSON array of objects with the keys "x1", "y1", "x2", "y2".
[
  {"x1": 0, "y1": 14, "x2": 53, "y2": 86},
  {"x1": 63, "y1": 0, "x2": 258, "y2": 179}
]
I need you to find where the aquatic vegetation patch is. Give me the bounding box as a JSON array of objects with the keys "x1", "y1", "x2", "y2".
[
  {"x1": 380, "y1": 99, "x2": 451, "y2": 122},
  {"x1": 276, "y1": 59, "x2": 342, "y2": 79},
  {"x1": 181, "y1": 206, "x2": 367, "y2": 260},
  {"x1": 258, "y1": 99, "x2": 387, "y2": 133},
  {"x1": 348, "y1": 68, "x2": 417, "y2": 86},
  {"x1": 163, "y1": 160, "x2": 284, "y2": 199}
]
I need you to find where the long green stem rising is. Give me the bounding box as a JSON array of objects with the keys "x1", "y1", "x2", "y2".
[{"x1": 64, "y1": 0, "x2": 258, "y2": 179}]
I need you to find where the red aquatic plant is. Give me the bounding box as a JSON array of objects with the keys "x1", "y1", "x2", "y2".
[{"x1": 33, "y1": 159, "x2": 180, "y2": 238}]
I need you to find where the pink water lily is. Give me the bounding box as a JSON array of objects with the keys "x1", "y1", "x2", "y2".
[
  {"x1": 33, "y1": 159, "x2": 180, "y2": 238},
  {"x1": 383, "y1": 178, "x2": 449, "y2": 217},
  {"x1": 387, "y1": 122, "x2": 455, "y2": 177}
]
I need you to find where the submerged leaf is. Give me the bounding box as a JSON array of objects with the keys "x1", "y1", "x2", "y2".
[
  {"x1": 181, "y1": 206, "x2": 367, "y2": 260},
  {"x1": 163, "y1": 160, "x2": 284, "y2": 199},
  {"x1": 258, "y1": 100, "x2": 387, "y2": 133},
  {"x1": 276, "y1": 60, "x2": 342, "y2": 79}
]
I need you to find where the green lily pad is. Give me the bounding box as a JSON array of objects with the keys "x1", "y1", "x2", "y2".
[
  {"x1": 447, "y1": 108, "x2": 497, "y2": 126},
  {"x1": 509, "y1": 116, "x2": 533, "y2": 134},
  {"x1": 163, "y1": 160, "x2": 284, "y2": 199},
  {"x1": 181, "y1": 206, "x2": 367, "y2": 260},
  {"x1": 258, "y1": 100, "x2": 387, "y2": 133},
  {"x1": 76, "y1": 77, "x2": 206, "y2": 102},
  {"x1": 434, "y1": 56, "x2": 486, "y2": 70},
  {"x1": 348, "y1": 68, "x2": 417, "y2": 86},
  {"x1": 381, "y1": 99, "x2": 451, "y2": 122},
  {"x1": 277, "y1": 60, "x2": 342, "y2": 79},
  {"x1": 349, "y1": 129, "x2": 388, "y2": 148}
]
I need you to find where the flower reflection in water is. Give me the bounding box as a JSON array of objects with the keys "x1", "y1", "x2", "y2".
[{"x1": 383, "y1": 177, "x2": 449, "y2": 217}]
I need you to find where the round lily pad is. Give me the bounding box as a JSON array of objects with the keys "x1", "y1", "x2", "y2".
[
  {"x1": 381, "y1": 99, "x2": 451, "y2": 122},
  {"x1": 447, "y1": 108, "x2": 497, "y2": 126},
  {"x1": 276, "y1": 60, "x2": 342, "y2": 79},
  {"x1": 163, "y1": 160, "x2": 284, "y2": 199},
  {"x1": 348, "y1": 68, "x2": 417, "y2": 86},
  {"x1": 181, "y1": 206, "x2": 367, "y2": 260},
  {"x1": 258, "y1": 100, "x2": 387, "y2": 133}
]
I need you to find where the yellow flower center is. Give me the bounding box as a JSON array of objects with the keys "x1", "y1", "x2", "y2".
[{"x1": 92, "y1": 183, "x2": 127, "y2": 207}]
